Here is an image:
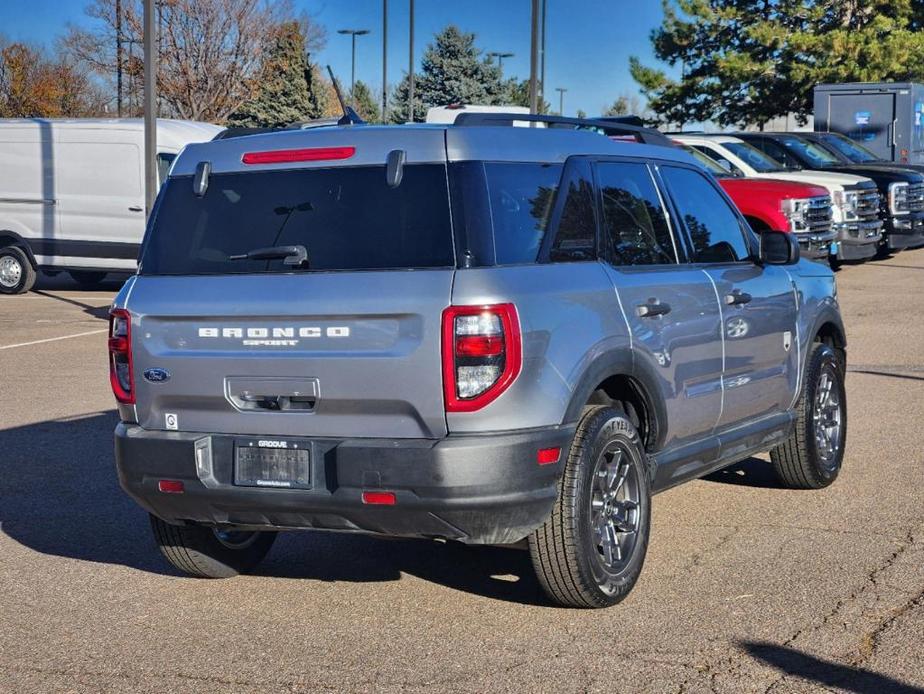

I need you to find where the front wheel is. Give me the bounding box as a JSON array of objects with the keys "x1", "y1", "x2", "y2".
[
  {"x1": 150, "y1": 515, "x2": 277, "y2": 578},
  {"x1": 529, "y1": 407, "x2": 652, "y2": 608},
  {"x1": 771, "y1": 343, "x2": 847, "y2": 489},
  {"x1": 0, "y1": 246, "x2": 36, "y2": 294}
]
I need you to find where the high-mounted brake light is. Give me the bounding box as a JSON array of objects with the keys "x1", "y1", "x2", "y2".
[
  {"x1": 442, "y1": 304, "x2": 522, "y2": 413},
  {"x1": 108, "y1": 308, "x2": 134, "y2": 404},
  {"x1": 241, "y1": 146, "x2": 356, "y2": 165}
]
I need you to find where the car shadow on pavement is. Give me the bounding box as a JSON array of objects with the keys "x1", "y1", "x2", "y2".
[
  {"x1": 28, "y1": 289, "x2": 112, "y2": 320},
  {"x1": 0, "y1": 412, "x2": 548, "y2": 605},
  {"x1": 702, "y1": 457, "x2": 785, "y2": 489},
  {"x1": 741, "y1": 641, "x2": 924, "y2": 693}
]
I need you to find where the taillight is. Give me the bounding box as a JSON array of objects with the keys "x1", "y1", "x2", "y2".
[
  {"x1": 241, "y1": 146, "x2": 356, "y2": 165},
  {"x1": 442, "y1": 304, "x2": 522, "y2": 413},
  {"x1": 108, "y1": 308, "x2": 134, "y2": 404}
]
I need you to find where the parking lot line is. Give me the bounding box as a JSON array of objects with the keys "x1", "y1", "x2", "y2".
[{"x1": 0, "y1": 328, "x2": 108, "y2": 351}]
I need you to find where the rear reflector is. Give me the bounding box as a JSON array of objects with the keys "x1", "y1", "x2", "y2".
[
  {"x1": 537, "y1": 447, "x2": 561, "y2": 465},
  {"x1": 361, "y1": 491, "x2": 396, "y2": 505},
  {"x1": 158, "y1": 480, "x2": 184, "y2": 494},
  {"x1": 241, "y1": 146, "x2": 356, "y2": 165}
]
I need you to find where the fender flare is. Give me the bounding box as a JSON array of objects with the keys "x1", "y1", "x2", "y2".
[{"x1": 562, "y1": 347, "x2": 667, "y2": 453}]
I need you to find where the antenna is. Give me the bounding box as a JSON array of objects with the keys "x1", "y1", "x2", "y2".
[{"x1": 326, "y1": 65, "x2": 365, "y2": 126}]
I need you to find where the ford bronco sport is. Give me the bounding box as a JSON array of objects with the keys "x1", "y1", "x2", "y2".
[{"x1": 112, "y1": 116, "x2": 848, "y2": 608}]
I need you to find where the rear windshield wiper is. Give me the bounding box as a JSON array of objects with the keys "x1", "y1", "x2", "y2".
[{"x1": 228, "y1": 245, "x2": 309, "y2": 267}]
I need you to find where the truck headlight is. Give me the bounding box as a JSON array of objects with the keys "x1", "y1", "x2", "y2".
[
  {"x1": 889, "y1": 181, "x2": 909, "y2": 215},
  {"x1": 833, "y1": 190, "x2": 859, "y2": 220},
  {"x1": 781, "y1": 197, "x2": 810, "y2": 232}
]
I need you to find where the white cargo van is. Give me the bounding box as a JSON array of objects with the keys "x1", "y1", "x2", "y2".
[
  {"x1": 425, "y1": 104, "x2": 530, "y2": 125},
  {"x1": 0, "y1": 118, "x2": 222, "y2": 293}
]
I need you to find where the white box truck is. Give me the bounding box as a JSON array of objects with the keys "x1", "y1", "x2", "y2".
[{"x1": 0, "y1": 118, "x2": 222, "y2": 294}]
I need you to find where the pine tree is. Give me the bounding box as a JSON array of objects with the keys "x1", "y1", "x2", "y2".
[
  {"x1": 631, "y1": 0, "x2": 924, "y2": 129},
  {"x1": 227, "y1": 22, "x2": 320, "y2": 127},
  {"x1": 388, "y1": 25, "x2": 505, "y2": 122},
  {"x1": 351, "y1": 80, "x2": 380, "y2": 122}
]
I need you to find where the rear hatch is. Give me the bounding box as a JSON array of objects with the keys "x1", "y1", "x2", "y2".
[{"x1": 127, "y1": 128, "x2": 453, "y2": 439}]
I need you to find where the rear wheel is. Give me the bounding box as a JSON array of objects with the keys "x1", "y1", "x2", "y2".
[
  {"x1": 68, "y1": 270, "x2": 108, "y2": 287},
  {"x1": 150, "y1": 514, "x2": 277, "y2": 578},
  {"x1": 529, "y1": 406, "x2": 651, "y2": 608},
  {"x1": 770, "y1": 343, "x2": 846, "y2": 489},
  {"x1": 0, "y1": 245, "x2": 36, "y2": 294}
]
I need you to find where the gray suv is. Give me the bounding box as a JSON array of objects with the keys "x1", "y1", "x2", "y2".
[{"x1": 111, "y1": 118, "x2": 848, "y2": 608}]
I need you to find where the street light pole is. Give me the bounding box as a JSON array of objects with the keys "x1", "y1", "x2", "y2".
[
  {"x1": 382, "y1": 0, "x2": 387, "y2": 121},
  {"x1": 143, "y1": 0, "x2": 157, "y2": 216},
  {"x1": 337, "y1": 28, "x2": 370, "y2": 98},
  {"x1": 529, "y1": 0, "x2": 539, "y2": 115},
  {"x1": 556, "y1": 87, "x2": 567, "y2": 116},
  {"x1": 488, "y1": 51, "x2": 514, "y2": 73},
  {"x1": 408, "y1": 0, "x2": 415, "y2": 122}
]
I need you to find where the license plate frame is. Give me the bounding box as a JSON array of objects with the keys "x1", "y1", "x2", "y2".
[{"x1": 233, "y1": 439, "x2": 311, "y2": 489}]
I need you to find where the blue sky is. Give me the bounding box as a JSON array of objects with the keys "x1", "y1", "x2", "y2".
[{"x1": 0, "y1": 0, "x2": 675, "y2": 117}]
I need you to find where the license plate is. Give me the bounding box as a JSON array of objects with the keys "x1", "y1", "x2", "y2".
[{"x1": 234, "y1": 440, "x2": 311, "y2": 489}]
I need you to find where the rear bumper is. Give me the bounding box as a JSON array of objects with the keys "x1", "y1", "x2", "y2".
[
  {"x1": 883, "y1": 212, "x2": 924, "y2": 251},
  {"x1": 114, "y1": 423, "x2": 573, "y2": 545}
]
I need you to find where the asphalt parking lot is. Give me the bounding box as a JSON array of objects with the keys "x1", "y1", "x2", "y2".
[{"x1": 1, "y1": 259, "x2": 922, "y2": 694}]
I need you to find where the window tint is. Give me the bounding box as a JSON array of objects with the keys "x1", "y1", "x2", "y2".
[
  {"x1": 722, "y1": 141, "x2": 787, "y2": 173},
  {"x1": 549, "y1": 160, "x2": 596, "y2": 262},
  {"x1": 141, "y1": 164, "x2": 454, "y2": 275},
  {"x1": 752, "y1": 139, "x2": 801, "y2": 169},
  {"x1": 819, "y1": 133, "x2": 879, "y2": 163},
  {"x1": 482, "y1": 162, "x2": 562, "y2": 264},
  {"x1": 660, "y1": 166, "x2": 751, "y2": 263},
  {"x1": 597, "y1": 161, "x2": 676, "y2": 266}
]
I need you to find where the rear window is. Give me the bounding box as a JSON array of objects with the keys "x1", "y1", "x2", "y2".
[{"x1": 140, "y1": 164, "x2": 454, "y2": 275}]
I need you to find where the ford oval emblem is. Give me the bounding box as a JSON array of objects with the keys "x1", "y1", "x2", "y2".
[{"x1": 143, "y1": 368, "x2": 171, "y2": 384}]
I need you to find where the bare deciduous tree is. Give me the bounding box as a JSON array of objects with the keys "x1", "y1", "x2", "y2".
[{"x1": 61, "y1": 0, "x2": 326, "y2": 123}]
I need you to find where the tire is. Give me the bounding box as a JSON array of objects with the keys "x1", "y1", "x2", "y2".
[
  {"x1": 529, "y1": 406, "x2": 652, "y2": 608},
  {"x1": 150, "y1": 514, "x2": 277, "y2": 578},
  {"x1": 770, "y1": 343, "x2": 847, "y2": 489},
  {"x1": 0, "y1": 245, "x2": 36, "y2": 294},
  {"x1": 68, "y1": 270, "x2": 108, "y2": 287}
]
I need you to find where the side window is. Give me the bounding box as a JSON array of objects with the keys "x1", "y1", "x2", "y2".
[
  {"x1": 754, "y1": 139, "x2": 797, "y2": 168},
  {"x1": 157, "y1": 153, "x2": 176, "y2": 187},
  {"x1": 548, "y1": 160, "x2": 597, "y2": 262},
  {"x1": 660, "y1": 166, "x2": 751, "y2": 263},
  {"x1": 691, "y1": 145, "x2": 740, "y2": 176},
  {"x1": 596, "y1": 161, "x2": 676, "y2": 266}
]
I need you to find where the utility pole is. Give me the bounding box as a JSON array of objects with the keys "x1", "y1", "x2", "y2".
[
  {"x1": 337, "y1": 29, "x2": 370, "y2": 99},
  {"x1": 382, "y1": 0, "x2": 388, "y2": 122},
  {"x1": 540, "y1": 0, "x2": 547, "y2": 108},
  {"x1": 143, "y1": 0, "x2": 157, "y2": 216},
  {"x1": 529, "y1": 0, "x2": 539, "y2": 115},
  {"x1": 408, "y1": 0, "x2": 415, "y2": 122},
  {"x1": 116, "y1": 0, "x2": 123, "y2": 117},
  {"x1": 556, "y1": 87, "x2": 567, "y2": 116},
  {"x1": 488, "y1": 51, "x2": 514, "y2": 73}
]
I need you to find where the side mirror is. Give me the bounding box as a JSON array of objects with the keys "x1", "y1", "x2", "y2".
[{"x1": 759, "y1": 229, "x2": 800, "y2": 265}]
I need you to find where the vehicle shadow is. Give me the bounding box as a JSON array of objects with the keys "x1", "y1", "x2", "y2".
[
  {"x1": 741, "y1": 641, "x2": 924, "y2": 693},
  {"x1": 0, "y1": 412, "x2": 546, "y2": 606},
  {"x1": 702, "y1": 456, "x2": 785, "y2": 489}
]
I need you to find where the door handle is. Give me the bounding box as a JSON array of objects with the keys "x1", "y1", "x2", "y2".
[
  {"x1": 725, "y1": 291, "x2": 752, "y2": 306},
  {"x1": 128, "y1": 205, "x2": 144, "y2": 212},
  {"x1": 636, "y1": 301, "x2": 671, "y2": 318}
]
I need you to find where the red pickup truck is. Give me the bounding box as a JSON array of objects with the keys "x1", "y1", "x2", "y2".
[{"x1": 684, "y1": 146, "x2": 837, "y2": 260}]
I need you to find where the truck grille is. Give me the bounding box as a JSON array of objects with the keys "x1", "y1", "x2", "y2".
[
  {"x1": 907, "y1": 182, "x2": 924, "y2": 212},
  {"x1": 805, "y1": 196, "x2": 833, "y2": 235},
  {"x1": 856, "y1": 188, "x2": 881, "y2": 221}
]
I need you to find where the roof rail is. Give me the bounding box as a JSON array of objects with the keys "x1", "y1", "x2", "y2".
[{"x1": 452, "y1": 112, "x2": 676, "y2": 147}]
